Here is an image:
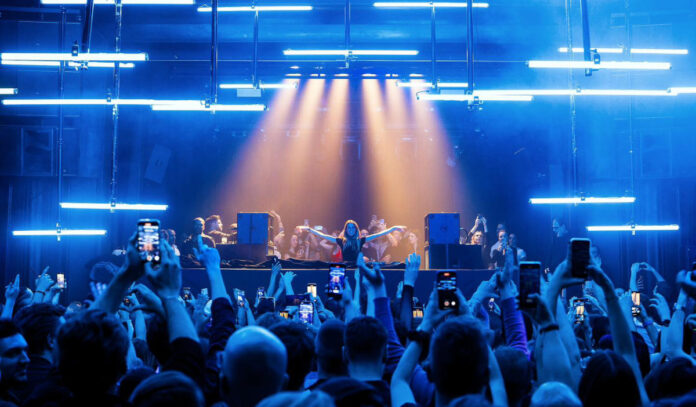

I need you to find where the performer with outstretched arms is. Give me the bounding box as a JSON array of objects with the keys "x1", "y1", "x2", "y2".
[{"x1": 301, "y1": 220, "x2": 404, "y2": 263}]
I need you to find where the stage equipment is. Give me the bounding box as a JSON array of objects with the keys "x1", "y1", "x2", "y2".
[
  {"x1": 425, "y1": 244, "x2": 485, "y2": 269},
  {"x1": 424, "y1": 213, "x2": 460, "y2": 244},
  {"x1": 237, "y1": 213, "x2": 272, "y2": 245}
]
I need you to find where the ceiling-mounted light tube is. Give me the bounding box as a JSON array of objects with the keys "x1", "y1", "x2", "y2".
[
  {"x1": 558, "y1": 47, "x2": 623, "y2": 54},
  {"x1": 219, "y1": 82, "x2": 298, "y2": 89},
  {"x1": 528, "y1": 60, "x2": 670, "y2": 70},
  {"x1": 396, "y1": 81, "x2": 433, "y2": 88},
  {"x1": 286, "y1": 73, "x2": 302, "y2": 77},
  {"x1": 475, "y1": 89, "x2": 675, "y2": 96},
  {"x1": 198, "y1": 5, "x2": 312, "y2": 12},
  {"x1": 284, "y1": 49, "x2": 419, "y2": 56},
  {"x1": 669, "y1": 87, "x2": 696, "y2": 94},
  {"x1": 374, "y1": 2, "x2": 489, "y2": 8},
  {"x1": 439, "y1": 82, "x2": 469, "y2": 88},
  {"x1": 2, "y1": 60, "x2": 61, "y2": 66},
  {"x1": 2, "y1": 60, "x2": 136, "y2": 68},
  {"x1": 60, "y1": 202, "x2": 168, "y2": 210},
  {"x1": 417, "y1": 93, "x2": 533, "y2": 102},
  {"x1": 530, "y1": 197, "x2": 636, "y2": 204},
  {"x1": 631, "y1": 48, "x2": 688, "y2": 55},
  {"x1": 1, "y1": 53, "x2": 147, "y2": 62},
  {"x1": 42, "y1": 0, "x2": 193, "y2": 4},
  {"x1": 587, "y1": 224, "x2": 679, "y2": 232},
  {"x1": 2, "y1": 99, "x2": 198, "y2": 106},
  {"x1": 0, "y1": 88, "x2": 17, "y2": 95},
  {"x1": 12, "y1": 229, "x2": 107, "y2": 236},
  {"x1": 151, "y1": 104, "x2": 266, "y2": 111}
]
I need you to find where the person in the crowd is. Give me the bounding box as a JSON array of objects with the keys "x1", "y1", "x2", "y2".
[
  {"x1": 205, "y1": 215, "x2": 231, "y2": 245},
  {"x1": 130, "y1": 371, "x2": 205, "y2": 407},
  {"x1": 489, "y1": 227, "x2": 508, "y2": 268},
  {"x1": 303, "y1": 220, "x2": 404, "y2": 263},
  {"x1": 508, "y1": 233, "x2": 527, "y2": 262},
  {"x1": 306, "y1": 319, "x2": 346, "y2": 390},
  {"x1": 219, "y1": 326, "x2": 288, "y2": 407},
  {"x1": 269, "y1": 321, "x2": 315, "y2": 391},
  {"x1": 166, "y1": 229, "x2": 180, "y2": 256},
  {"x1": 13, "y1": 303, "x2": 65, "y2": 391},
  {"x1": 468, "y1": 215, "x2": 488, "y2": 242},
  {"x1": 0, "y1": 320, "x2": 29, "y2": 406},
  {"x1": 548, "y1": 217, "x2": 569, "y2": 268},
  {"x1": 182, "y1": 217, "x2": 216, "y2": 258},
  {"x1": 343, "y1": 316, "x2": 390, "y2": 405},
  {"x1": 530, "y1": 381, "x2": 582, "y2": 407}
]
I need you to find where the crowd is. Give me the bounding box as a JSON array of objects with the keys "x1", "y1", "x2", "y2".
[
  {"x1": 2, "y1": 222, "x2": 696, "y2": 407},
  {"x1": 175, "y1": 212, "x2": 532, "y2": 268}
]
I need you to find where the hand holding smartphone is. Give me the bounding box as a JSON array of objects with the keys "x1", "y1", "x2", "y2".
[
  {"x1": 518, "y1": 262, "x2": 541, "y2": 309},
  {"x1": 328, "y1": 264, "x2": 346, "y2": 298},
  {"x1": 436, "y1": 271, "x2": 458, "y2": 310},
  {"x1": 569, "y1": 238, "x2": 591, "y2": 279},
  {"x1": 137, "y1": 219, "x2": 161, "y2": 264},
  {"x1": 299, "y1": 300, "x2": 314, "y2": 324}
]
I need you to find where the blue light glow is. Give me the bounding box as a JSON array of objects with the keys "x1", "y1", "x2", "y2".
[
  {"x1": 530, "y1": 197, "x2": 636, "y2": 204},
  {"x1": 586, "y1": 225, "x2": 680, "y2": 232},
  {"x1": 12, "y1": 229, "x2": 107, "y2": 236},
  {"x1": 60, "y1": 202, "x2": 168, "y2": 211}
]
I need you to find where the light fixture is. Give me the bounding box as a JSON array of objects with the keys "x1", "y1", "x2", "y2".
[
  {"x1": 12, "y1": 229, "x2": 107, "y2": 236},
  {"x1": 670, "y1": 87, "x2": 696, "y2": 94},
  {"x1": 417, "y1": 93, "x2": 533, "y2": 102},
  {"x1": 219, "y1": 82, "x2": 297, "y2": 89},
  {"x1": 586, "y1": 224, "x2": 679, "y2": 232},
  {"x1": 439, "y1": 82, "x2": 469, "y2": 88},
  {"x1": 409, "y1": 73, "x2": 424, "y2": 77},
  {"x1": 42, "y1": 0, "x2": 193, "y2": 4},
  {"x1": 0, "y1": 88, "x2": 17, "y2": 95},
  {"x1": 60, "y1": 202, "x2": 168, "y2": 211},
  {"x1": 558, "y1": 47, "x2": 623, "y2": 54},
  {"x1": 3, "y1": 60, "x2": 135, "y2": 68},
  {"x1": 289, "y1": 65, "x2": 300, "y2": 69},
  {"x1": 198, "y1": 5, "x2": 312, "y2": 12},
  {"x1": 286, "y1": 73, "x2": 302, "y2": 77},
  {"x1": 631, "y1": 48, "x2": 688, "y2": 55},
  {"x1": 2, "y1": 99, "x2": 197, "y2": 106},
  {"x1": 362, "y1": 73, "x2": 377, "y2": 77},
  {"x1": 528, "y1": 60, "x2": 671, "y2": 70},
  {"x1": 2, "y1": 60, "x2": 61, "y2": 67},
  {"x1": 530, "y1": 197, "x2": 636, "y2": 204},
  {"x1": 335, "y1": 73, "x2": 350, "y2": 77},
  {"x1": 474, "y1": 89, "x2": 675, "y2": 97},
  {"x1": 1, "y1": 52, "x2": 147, "y2": 62},
  {"x1": 374, "y1": 2, "x2": 489, "y2": 8},
  {"x1": 151, "y1": 104, "x2": 266, "y2": 111},
  {"x1": 397, "y1": 81, "x2": 433, "y2": 88},
  {"x1": 284, "y1": 49, "x2": 419, "y2": 56}
]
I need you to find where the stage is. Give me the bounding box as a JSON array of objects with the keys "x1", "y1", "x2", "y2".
[{"x1": 182, "y1": 267, "x2": 496, "y2": 305}]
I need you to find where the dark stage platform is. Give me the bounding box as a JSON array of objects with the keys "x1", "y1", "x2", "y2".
[{"x1": 182, "y1": 268, "x2": 496, "y2": 304}]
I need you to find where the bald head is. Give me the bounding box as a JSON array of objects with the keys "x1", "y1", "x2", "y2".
[
  {"x1": 531, "y1": 382, "x2": 582, "y2": 407},
  {"x1": 221, "y1": 326, "x2": 288, "y2": 407}
]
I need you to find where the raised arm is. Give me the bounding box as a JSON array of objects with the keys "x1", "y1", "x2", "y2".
[
  {"x1": 93, "y1": 233, "x2": 145, "y2": 314},
  {"x1": 303, "y1": 226, "x2": 337, "y2": 242},
  {"x1": 365, "y1": 225, "x2": 405, "y2": 243}
]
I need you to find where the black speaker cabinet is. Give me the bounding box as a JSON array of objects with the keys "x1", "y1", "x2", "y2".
[
  {"x1": 237, "y1": 212, "x2": 272, "y2": 245},
  {"x1": 425, "y1": 244, "x2": 485, "y2": 269},
  {"x1": 424, "y1": 213, "x2": 460, "y2": 245}
]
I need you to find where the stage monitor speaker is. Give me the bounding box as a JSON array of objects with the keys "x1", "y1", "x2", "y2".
[
  {"x1": 217, "y1": 244, "x2": 268, "y2": 264},
  {"x1": 424, "y1": 213, "x2": 460, "y2": 245},
  {"x1": 237, "y1": 212, "x2": 272, "y2": 245},
  {"x1": 425, "y1": 244, "x2": 485, "y2": 269}
]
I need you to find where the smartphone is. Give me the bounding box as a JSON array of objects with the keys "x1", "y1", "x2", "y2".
[
  {"x1": 257, "y1": 287, "x2": 266, "y2": 298},
  {"x1": 436, "y1": 271, "x2": 458, "y2": 310},
  {"x1": 299, "y1": 300, "x2": 314, "y2": 324},
  {"x1": 279, "y1": 310, "x2": 290, "y2": 319},
  {"x1": 569, "y1": 238, "x2": 591, "y2": 279},
  {"x1": 574, "y1": 298, "x2": 586, "y2": 324},
  {"x1": 201, "y1": 288, "x2": 208, "y2": 297},
  {"x1": 488, "y1": 298, "x2": 495, "y2": 312},
  {"x1": 123, "y1": 297, "x2": 132, "y2": 306},
  {"x1": 307, "y1": 283, "x2": 317, "y2": 298},
  {"x1": 56, "y1": 273, "x2": 65, "y2": 289},
  {"x1": 519, "y1": 261, "x2": 541, "y2": 309},
  {"x1": 236, "y1": 290, "x2": 246, "y2": 308},
  {"x1": 328, "y1": 264, "x2": 346, "y2": 298},
  {"x1": 631, "y1": 291, "x2": 641, "y2": 317},
  {"x1": 137, "y1": 219, "x2": 161, "y2": 264},
  {"x1": 258, "y1": 297, "x2": 276, "y2": 312},
  {"x1": 412, "y1": 306, "x2": 424, "y2": 319},
  {"x1": 183, "y1": 287, "x2": 192, "y2": 301}
]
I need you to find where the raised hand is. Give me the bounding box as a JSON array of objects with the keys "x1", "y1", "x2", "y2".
[
  {"x1": 121, "y1": 232, "x2": 146, "y2": 282},
  {"x1": 35, "y1": 267, "x2": 54, "y2": 292},
  {"x1": 420, "y1": 288, "x2": 454, "y2": 334},
  {"x1": 130, "y1": 283, "x2": 165, "y2": 316},
  {"x1": 649, "y1": 289, "x2": 671, "y2": 323},
  {"x1": 404, "y1": 253, "x2": 421, "y2": 287},
  {"x1": 5, "y1": 274, "x2": 20, "y2": 302},
  {"x1": 587, "y1": 264, "x2": 615, "y2": 296},
  {"x1": 192, "y1": 243, "x2": 221, "y2": 269},
  {"x1": 145, "y1": 239, "x2": 182, "y2": 299}
]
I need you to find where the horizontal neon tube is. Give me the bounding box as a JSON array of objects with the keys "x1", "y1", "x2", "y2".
[
  {"x1": 528, "y1": 60, "x2": 671, "y2": 70},
  {"x1": 1, "y1": 53, "x2": 147, "y2": 62},
  {"x1": 286, "y1": 73, "x2": 302, "y2": 77},
  {"x1": 2, "y1": 60, "x2": 60, "y2": 66},
  {"x1": 439, "y1": 82, "x2": 469, "y2": 88},
  {"x1": 374, "y1": 2, "x2": 489, "y2": 8},
  {"x1": 631, "y1": 48, "x2": 688, "y2": 55},
  {"x1": 669, "y1": 87, "x2": 696, "y2": 94},
  {"x1": 42, "y1": 0, "x2": 193, "y2": 4},
  {"x1": 530, "y1": 197, "x2": 636, "y2": 204},
  {"x1": 198, "y1": 5, "x2": 312, "y2": 12},
  {"x1": 2, "y1": 60, "x2": 136, "y2": 68},
  {"x1": 418, "y1": 93, "x2": 533, "y2": 102},
  {"x1": 219, "y1": 82, "x2": 298, "y2": 89},
  {"x1": 397, "y1": 81, "x2": 433, "y2": 88},
  {"x1": 558, "y1": 47, "x2": 624, "y2": 54},
  {"x1": 13, "y1": 229, "x2": 107, "y2": 236},
  {"x1": 60, "y1": 202, "x2": 168, "y2": 210},
  {"x1": 284, "y1": 49, "x2": 419, "y2": 56},
  {"x1": 0, "y1": 88, "x2": 17, "y2": 95},
  {"x1": 2, "y1": 99, "x2": 200, "y2": 106},
  {"x1": 475, "y1": 89, "x2": 675, "y2": 97},
  {"x1": 151, "y1": 104, "x2": 266, "y2": 111},
  {"x1": 587, "y1": 225, "x2": 679, "y2": 232}
]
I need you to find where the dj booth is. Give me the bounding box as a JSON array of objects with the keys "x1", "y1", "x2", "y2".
[{"x1": 182, "y1": 266, "x2": 495, "y2": 304}]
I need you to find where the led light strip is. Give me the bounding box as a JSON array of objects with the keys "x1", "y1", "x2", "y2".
[
  {"x1": 42, "y1": 0, "x2": 193, "y2": 4},
  {"x1": 374, "y1": 2, "x2": 489, "y2": 8},
  {"x1": 530, "y1": 197, "x2": 636, "y2": 204},
  {"x1": 220, "y1": 81, "x2": 298, "y2": 89},
  {"x1": 151, "y1": 104, "x2": 266, "y2": 111},
  {"x1": 0, "y1": 88, "x2": 17, "y2": 95},
  {"x1": 198, "y1": 5, "x2": 312, "y2": 12},
  {"x1": 60, "y1": 202, "x2": 168, "y2": 211},
  {"x1": 1, "y1": 53, "x2": 147, "y2": 62},
  {"x1": 2, "y1": 99, "x2": 266, "y2": 111},
  {"x1": 558, "y1": 47, "x2": 688, "y2": 55},
  {"x1": 417, "y1": 93, "x2": 533, "y2": 102},
  {"x1": 586, "y1": 225, "x2": 679, "y2": 232},
  {"x1": 528, "y1": 60, "x2": 671, "y2": 70},
  {"x1": 474, "y1": 89, "x2": 676, "y2": 97},
  {"x1": 13, "y1": 229, "x2": 107, "y2": 236},
  {"x1": 284, "y1": 49, "x2": 419, "y2": 56},
  {"x1": 2, "y1": 60, "x2": 135, "y2": 68}
]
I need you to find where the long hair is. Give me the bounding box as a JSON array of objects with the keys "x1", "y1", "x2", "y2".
[{"x1": 341, "y1": 220, "x2": 360, "y2": 253}]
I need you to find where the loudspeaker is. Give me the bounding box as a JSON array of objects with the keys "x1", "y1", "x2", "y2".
[
  {"x1": 425, "y1": 244, "x2": 485, "y2": 269},
  {"x1": 237, "y1": 213, "x2": 272, "y2": 244},
  {"x1": 424, "y1": 213, "x2": 460, "y2": 245}
]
